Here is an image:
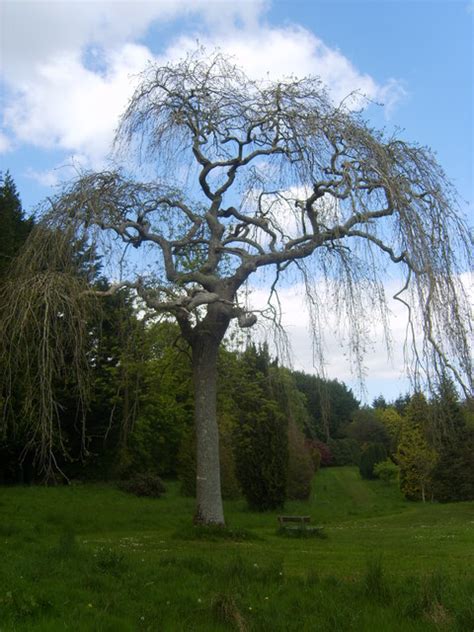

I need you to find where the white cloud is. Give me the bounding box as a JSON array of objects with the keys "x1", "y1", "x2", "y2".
[
  {"x1": 0, "y1": 1, "x2": 404, "y2": 168},
  {"x1": 4, "y1": 44, "x2": 151, "y2": 167},
  {"x1": 25, "y1": 167, "x2": 61, "y2": 188},
  {"x1": 0, "y1": 131, "x2": 12, "y2": 153},
  {"x1": 0, "y1": 0, "x2": 267, "y2": 82},
  {"x1": 165, "y1": 25, "x2": 404, "y2": 108}
]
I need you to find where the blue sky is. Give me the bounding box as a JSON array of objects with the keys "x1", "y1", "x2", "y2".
[{"x1": 0, "y1": 0, "x2": 472, "y2": 401}]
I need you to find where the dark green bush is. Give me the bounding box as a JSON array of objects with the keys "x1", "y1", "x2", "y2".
[
  {"x1": 117, "y1": 472, "x2": 166, "y2": 497},
  {"x1": 359, "y1": 443, "x2": 387, "y2": 480},
  {"x1": 373, "y1": 458, "x2": 399, "y2": 483},
  {"x1": 328, "y1": 438, "x2": 360, "y2": 466},
  {"x1": 234, "y1": 399, "x2": 288, "y2": 510}
]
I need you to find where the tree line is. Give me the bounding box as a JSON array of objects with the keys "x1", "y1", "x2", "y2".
[{"x1": 1, "y1": 170, "x2": 472, "y2": 507}]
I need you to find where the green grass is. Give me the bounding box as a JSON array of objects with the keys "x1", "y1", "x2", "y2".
[{"x1": 0, "y1": 467, "x2": 473, "y2": 630}]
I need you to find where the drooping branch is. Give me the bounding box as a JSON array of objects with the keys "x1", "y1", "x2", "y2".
[{"x1": 0, "y1": 226, "x2": 96, "y2": 477}]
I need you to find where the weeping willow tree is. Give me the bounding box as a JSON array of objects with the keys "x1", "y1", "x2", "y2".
[{"x1": 0, "y1": 51, "x2": 471, "y2": 522}]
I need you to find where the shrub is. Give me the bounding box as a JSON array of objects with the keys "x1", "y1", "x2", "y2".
[
  {"x1": 359, "y1": 443, "x2": 387, "y2": 479},
  {"x1": 373, "y1": 458, "x2": 399, "y2": 483},
  {"x1": 328, "y1": 438, "x2": 360, "y2": 466},
  {"x1": 118, "y1": 472, "x2": 166, "y2": 497},
  {"x1": 306, "y1": 439, "x2": 333, "y2": 467}
]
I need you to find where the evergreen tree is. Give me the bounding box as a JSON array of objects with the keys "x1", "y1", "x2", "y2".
[
  {"x1": 0, "y1": 171, "x2": 32, "y2": 280},
  {"x1": 431, "y1": 376, "x2": 465, "y2": 448},
  {"x1": 372, "y1": 395, "x2": 388, "y2": 410},
  {"x1": 0, "y1": 172, "x2": 34, "y2": 482},
  {"x1": 397, "y1": 393, "x2": 436, "y2": 501},
  {"x1": 431, "y1": 377, "x2": 474, "y2": 501},
  {"x1": 293, "y1": 371, "x2": 359, "y2": 440},
  {"x1": 430, "y1": 430, "x2": 474, "y2": 502},
  {"x1": 233, "y1": 345, "x2": 288, "y2": 511}
]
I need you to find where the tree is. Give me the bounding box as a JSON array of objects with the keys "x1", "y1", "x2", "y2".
[
  {"x1": 397, "y1": 393, "x2": 437, "y2": 501},
  {"x1": 375, "y1": 406, "x2": 403, "y2": 453},
  {"x1": 372, "y1": 395, "x2": 388, "y2": 410},
  {"x1": 430, "y1": 429, "x2": 474, "y2": 502},
  {"x1": 0, "y1": 51, "x2": 472, "y2": 524},
  {"x1": 0, "y1": 171, "x2": 33, "y2": 281},
  {"x1": 346, "y1": 407, "x2": 390, "y2": 449},
  {"x1": 233, "y1": 346, "x2": 288, "y2": 511},
  {"x1": 293, "y1": 371, "x2": 359, "y2": 440},
  {"x1": 0, "y1": 172, "x2": 34, "y2": 482},
  {"x1": 430, "y1": 377, "x2": 474, "y2": 501},
  {"x1": 271, "y1": 367, "x2": 314, "y2": 500}
]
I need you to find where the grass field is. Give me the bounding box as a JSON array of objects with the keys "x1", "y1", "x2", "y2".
[{"x1": 0, "y1": 467, "x2": 473, "y2": 631}]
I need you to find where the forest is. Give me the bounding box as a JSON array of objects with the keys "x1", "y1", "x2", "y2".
[{"x1": 1, "y1": 170, "x2": 473, "y2": 507}]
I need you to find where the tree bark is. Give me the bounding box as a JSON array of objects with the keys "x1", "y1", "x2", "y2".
[{"x1": 192, "y1": 334, "x2": 225, "y2": 525}]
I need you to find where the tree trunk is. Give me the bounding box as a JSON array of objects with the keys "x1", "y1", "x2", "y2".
[{"x1": 192, "y1": 335, "x2": 225, "y2": 525}]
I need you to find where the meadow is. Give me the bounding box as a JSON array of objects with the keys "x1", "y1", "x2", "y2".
[{"x1": 0, "y1": 467, "x2": 472, "y2": 631}]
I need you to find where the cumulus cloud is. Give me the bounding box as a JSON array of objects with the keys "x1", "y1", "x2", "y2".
[
  {"x1": 4, "y1": 43, "x2": 151, "y2": 166},
  {"x1": 165, "y1": 25, "x2": 404, "y2": 108},
  {"x1": 0, "y1": 0, "x2": 267, "y2": 82},
  {"x1": 0, "y1": 1, "x2": 405, "y2": 168}
]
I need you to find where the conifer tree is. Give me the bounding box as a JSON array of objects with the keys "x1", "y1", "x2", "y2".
[
  {"x1": 233, "y1": 345, "x2": 288, "y2": 510},
  {"x1": 431, "y1": 377, "x2": 474, "y2": 501},
  {"x1": 397, "y1": 393, "x2": 436, "y2": 501},
  {"x1": 0, "y1": 171, "x2": 32, "y2": 280},
  {"x1": 0, "y1": 172, "x2": 33, "y2": 482}
]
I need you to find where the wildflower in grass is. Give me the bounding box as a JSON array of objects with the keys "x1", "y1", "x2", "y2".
[
  {"x1": 87, "y1": 603, "x2": 93, "y2": 608},
  {"x1": 197, "y1": 598, "x2": 202, "y2": 603}
]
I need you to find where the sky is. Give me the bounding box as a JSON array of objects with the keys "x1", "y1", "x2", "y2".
[{"x1": 0, "y1": 0, "x2": 473, "y2": 402}]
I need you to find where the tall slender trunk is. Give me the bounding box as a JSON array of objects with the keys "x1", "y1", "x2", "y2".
[{"x1": 192, "y1": 335, "x2": 225, "y2": 525}]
